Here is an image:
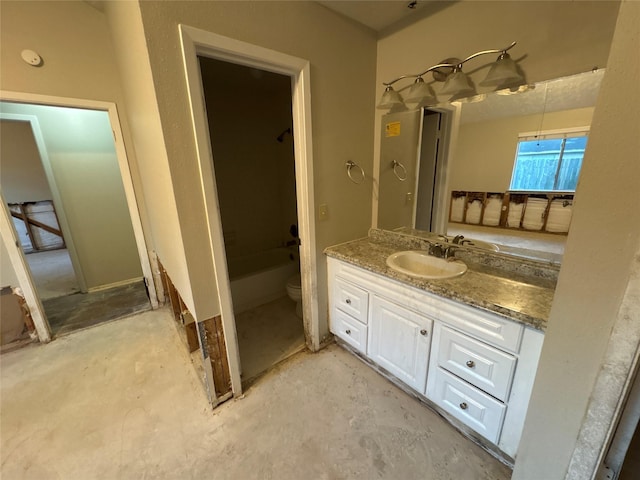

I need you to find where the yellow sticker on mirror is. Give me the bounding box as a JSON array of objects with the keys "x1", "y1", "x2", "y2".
[{"x1": 385, "y1": 121, "x2": 401, "y2": 137}]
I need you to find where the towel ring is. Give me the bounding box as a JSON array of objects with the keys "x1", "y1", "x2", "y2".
[
  {"x1": 392, "y1": 160, "x2": 407, "y2": 181},
  {"x1": 346, "y1": 161, "x2": 365, "y2": 185}
]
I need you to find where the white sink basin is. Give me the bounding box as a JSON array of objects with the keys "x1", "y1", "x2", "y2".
[
  {"x1": 460, "y1": 239, "x2": 499, "y2": 252},
  {"x1": 386, "y1": 250, "x2": 468, "y2": 280}
]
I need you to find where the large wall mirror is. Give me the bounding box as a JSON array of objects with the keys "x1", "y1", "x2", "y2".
[{"x1": 376, "y1": 69, "x2": 605, "y2": 264}]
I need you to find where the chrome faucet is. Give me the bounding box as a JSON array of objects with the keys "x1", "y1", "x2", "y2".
[{"x1": 429, "y1": 243, "x2": 458, "y2": 260}]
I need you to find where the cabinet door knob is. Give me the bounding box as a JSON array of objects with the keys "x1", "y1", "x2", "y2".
[
  {"x1": 345, "y1": 298, "x2": 352, "y2": 305},
  {"x1": 466, "y1": 360, "x2": 475, "y2": 368},
  {"x1": 420, "y1": 329, "x2": 428, "y2": 336},
  {"x1": 459, "y1": 402, "x2": 468, "y2": 410},
  {"x1": 345, "y1": 329, "x2": 351, "y2": 335}
]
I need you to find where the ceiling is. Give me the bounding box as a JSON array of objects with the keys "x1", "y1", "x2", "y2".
[
  {"x1": 460, "y1": 69, "x2": 605, "y2": 124},
  {"x1": 317, "y1": 1, "x2": 452, "y2": 35}
]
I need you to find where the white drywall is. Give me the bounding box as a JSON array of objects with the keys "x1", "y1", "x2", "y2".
[
  {"x1": 0, "y1": 102, "x2": 142, "y2": 290},
  {"x1": 0, "y1": 119, "x2": 52, "y2": 202},
  {"x1": 105, "y1": 1, "x2": 377, "y2": 334},
  {"x1": 452, "y1": 107, "x2": 594, "y2": 192},
  {"x1": 513, "y1": 1, "x2": 640, "y2": 478}
]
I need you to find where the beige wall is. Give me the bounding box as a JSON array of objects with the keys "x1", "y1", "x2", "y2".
[
  {"x1": 106, "y1": 1, "x2": 377, "y2": 332},
  {"x1": 0, "y1": 236, "x2": 19, "y2": 288},
  {"x1": 0, "y1": 0, "x2": 155, "y2": 292},
  {"x1": 452, "y1": 107, "x2": 594, "y2": 192},
  {"x1": 0, "y1": 120, "x2": 52, "y2": 203},
  {"x1": 0, "y1": 102, "x2": 142, "y2": 289},
  {"x1": 513, "y1": 1, "x2": 640, "y2": 478}
]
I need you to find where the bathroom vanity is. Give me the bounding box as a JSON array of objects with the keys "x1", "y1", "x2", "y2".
[{"x1": 325, "y1": 229, "x2": 557, "y2": 463}]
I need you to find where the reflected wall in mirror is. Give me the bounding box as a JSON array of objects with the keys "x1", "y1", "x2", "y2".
[{"x1": 376, "y1": 69, "x2": 605, "y2": 263}]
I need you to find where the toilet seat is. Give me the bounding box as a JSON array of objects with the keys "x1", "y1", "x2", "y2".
[
  {"x1": 286, "y1": 274, "x2": 301, "y2": 290},
  {"x1": 286, "y1": 275, "x2": 303, "y2": 318}
]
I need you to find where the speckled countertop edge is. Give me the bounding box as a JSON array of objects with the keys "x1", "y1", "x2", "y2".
[{"x1": 324, "y1": 232, "x2": 555, "y2": 331}]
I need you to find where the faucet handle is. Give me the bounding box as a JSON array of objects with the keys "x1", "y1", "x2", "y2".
[{"x1": 429, "y1": 243, "x2": 445, "y2": 258}]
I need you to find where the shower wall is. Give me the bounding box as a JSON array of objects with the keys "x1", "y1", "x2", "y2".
[{"x1": 200, "y1": 58, "x2": 297, "y2": 261}]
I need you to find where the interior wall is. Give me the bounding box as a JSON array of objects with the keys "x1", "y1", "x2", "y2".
[
  {"x1": 0, "y1": 120, "x2": 52, "y2": 202},
  {"x1": 0, "y1": 103, "x2": 142, "y2": 289},
  {"x1": 374, "y1": 0, "x2": 620, "y2": 224},
  {"x1": 452, "y1": 107, "x2": 594, "y2": 192},
  {"x1": 0, "y1": 0, "x2": 156, "y2": 296},
  {"x1": 106, "y1": 1, "x2": 377, "y2": 335},
  {"x1": 513, "y1": 1, "x2": 640, "y2": 478},
  {"x1": 103, "y1": 1, "x2": 199, "y2": 315},
  {"x1": 0, "y1": 236, "x2": 20, "y2": 288},
  {"x1": 200, "y1": 58, "x2": 296, "y2": 260}
]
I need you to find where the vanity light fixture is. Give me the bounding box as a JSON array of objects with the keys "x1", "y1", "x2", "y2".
[{"x1": 377, "y1": 41, "x2": 525, "y2": 109}]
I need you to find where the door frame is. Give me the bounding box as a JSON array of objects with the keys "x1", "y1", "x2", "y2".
[
  {"x1": 420, "y1": 103, "x2": 460, "y2": 235},
  {"x1": 0, "y1": 91, "x2": 159, "y2": 342},
  {"x1": 179, "y1": 25, "x2": 318, "y2": 396}
]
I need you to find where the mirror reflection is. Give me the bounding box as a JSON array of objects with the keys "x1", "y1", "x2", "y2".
[{"x1": 376, "y1": 69, "x2": 605, "y2": 263}]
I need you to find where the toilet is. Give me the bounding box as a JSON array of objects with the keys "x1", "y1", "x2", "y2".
[{"x1": 286, "y1": 274, "x2": 303, "y2": 318}]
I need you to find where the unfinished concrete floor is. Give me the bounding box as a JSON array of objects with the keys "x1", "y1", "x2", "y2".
[
  {"x1": 1, "y1": 308, "x2": 512, "y2": 479},
  {"x1": 25, "y1": 248, "x2": 79, "y2": 300},
  {"x1": 43, "y1": 281, "x2": 151, "y2": 336},
  {"x1": 235, "y1": 295, "x2": 305, "y2": 383}
]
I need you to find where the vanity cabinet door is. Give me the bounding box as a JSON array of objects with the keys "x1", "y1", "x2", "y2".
[{"x1": 369, "y1": 296, "x2": 432, "y2": 393}]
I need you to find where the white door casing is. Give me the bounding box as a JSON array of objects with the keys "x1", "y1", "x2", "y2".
[
  {"x1": 0, "y1": 90, "x2": 159, "y2": 342},
  {"x1": 179, "y1": 25, "x2": 318, "y2": 397}
]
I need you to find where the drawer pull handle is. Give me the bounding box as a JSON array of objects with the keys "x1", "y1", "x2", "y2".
[
  {"x1": 345, "y1": 329, "x2": 351, "y2": 335},
  {"x1": 459, "y1": 402, "x2": 468, "y2": 410},
  {"x1": 466, "y1": 360, "x2": 475, "y2": 368},
  {"x1": 420, "y1": 329, "x2": 428, "y2": 336},
  {"x1": 345, "y1": 298, "x2": 352, "y2": 305}
]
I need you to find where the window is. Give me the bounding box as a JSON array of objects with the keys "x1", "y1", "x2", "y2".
[{"x1": 509, "y1": 128, "x2": 589, "y2": 192}]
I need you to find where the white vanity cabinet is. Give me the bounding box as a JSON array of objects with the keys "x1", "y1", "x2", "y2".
[
  {"x1": 368, "y1": 296, "x2": 432, "y2": 393},
  {"x1": 327, "y1": 257, "x2": 545, "y2": 459},
  {"x1": 330, "y1": 276, "x2": 369, "y2": 354}
]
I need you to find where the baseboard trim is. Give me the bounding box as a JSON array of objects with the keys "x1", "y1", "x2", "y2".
[{"x1": 87, "y1": 277, "x2": 144, "y2": 293}]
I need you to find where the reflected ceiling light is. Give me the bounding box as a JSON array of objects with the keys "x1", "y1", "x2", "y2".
[
  {"x1": 404, "y1": 77, "x2": 438, "y2": 105},
  {"x1": 480, "y1": 51, "x2": 524, "y2": 87},
  {"x1": 376, "y1": 85, "x2": 404, "y2": 110},
  {"x1": 377, "y1": 41, "x2": 525, "y2": 109},
  {"x1": 440, "y1": 65, "x2": 476, "y2": 100}
]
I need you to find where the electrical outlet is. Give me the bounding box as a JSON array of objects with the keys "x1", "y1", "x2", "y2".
[
  {"x1": 318, "y1": 204, "x2": 329, "y2": 221},
  {"x1": 406, "y1": 192, "x2": 413, "y2": 204}
]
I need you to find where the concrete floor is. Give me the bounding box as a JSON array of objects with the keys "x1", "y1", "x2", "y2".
[
  {"x1": 25, "y1": 248, "x2": 79, "y2": 300},
  {"x1": 235, "y1": 295, "x2": 305, "y2": 383},
  {"x1": 1, "y1": 308, "x2": 512, "y2": 479},
  {"x1": 43, "y1": 281, "x2": 151, "y2": 337}
]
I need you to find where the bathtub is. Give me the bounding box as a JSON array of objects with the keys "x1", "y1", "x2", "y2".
[{"x1": 227, "y1": 247, "x2": 299, "y2": 314}]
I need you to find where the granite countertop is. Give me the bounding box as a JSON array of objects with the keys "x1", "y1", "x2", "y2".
[{"x1": 324, "y1": 230, "x2": 557, "y2": 331}]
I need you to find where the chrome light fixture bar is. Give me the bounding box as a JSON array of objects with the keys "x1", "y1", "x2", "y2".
[{"x1": 377, "y1": 41, "x2": 524, "y2": 109}]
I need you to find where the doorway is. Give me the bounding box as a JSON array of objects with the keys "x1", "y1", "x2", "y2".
[
  {"x1": 0, "y1": 96, "x2": 157, "y2": 342},
  {"x1": 179, "y1": 24, "x2": 318, "y2": 397},
  {"x1": 199, "y1": 57, "x2": 305, "y2": 385}
]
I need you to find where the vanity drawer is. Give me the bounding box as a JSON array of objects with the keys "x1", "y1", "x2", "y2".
[
  {"x1": 433, "y1": 298, "x2": 524, "y2": 353},
  {"x1": 437, "y1": 326, "x2": 516, "y2": 401},
  {"x1": 333, "y1": 277, "x2": 369, "y2": 324},
  {"x1": 331, "y1": 308, "x2": 368, "y2": 355},
  {"x1": 432, "y1": 367, "x2": 506, "y2": 443}
]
